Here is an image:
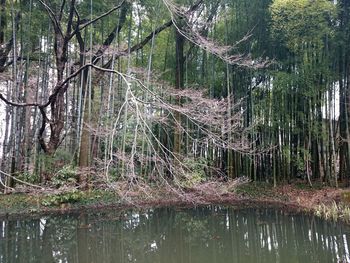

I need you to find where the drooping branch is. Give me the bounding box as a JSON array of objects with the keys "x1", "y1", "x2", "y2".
[
  {"x1": 163, "y1": 0, "x2": 268, "y2": 68},
  {"x1": 125, "y1": 0, "x2": 204, "y2": 58},
  {"x1": 185, "y1": 0, "x2": 220, "y2": 61},
  {"x1": 84, "y1": 67, "x2": 253, "y2": 182}
]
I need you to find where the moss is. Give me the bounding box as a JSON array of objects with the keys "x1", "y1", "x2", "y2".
[
  {"x1": 0, "y1": 190, "x2": 121, "y2": 216},
  {"x1": 0, "y1": 194, "x2": 41, "y2": 214},
  {"x1": 74, "y1": 190, "x2": 119, "y2": 206},
  {"x1": 41, "y1": 189, "x2": 121, "y2": 208},
  {"x1": 294, "y1": 181, "x2": 324, "y2": 191}
]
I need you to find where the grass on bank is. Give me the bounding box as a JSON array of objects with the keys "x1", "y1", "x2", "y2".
[
  {"x1": 314, "y1": 192, "x2": 350, "y2": 224},
  {"x1": 0, "y1": 180, "x2": 266, "y2": 215},
  {"x1": 315, "y1": 201, "x2": 350, "y2": 223},
  {"x1": 1, "y1": 180, "x2": 350, "y2": 225},
  {"x1": 0, "y1": 189, "x2": 121, "y2": 215}
]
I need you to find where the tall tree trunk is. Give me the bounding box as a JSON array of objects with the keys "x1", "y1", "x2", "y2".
[
  {"x1": 173, "y1": 29, "x2": 184, "y2": 155},
  {"x1": 78, "y1": 1, "x2": 129, "y2": 167},
  {"x1": 338, "y1": 0, "x2": 350, "y2": 183}
]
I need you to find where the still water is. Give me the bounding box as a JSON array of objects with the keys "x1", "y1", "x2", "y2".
[{"x1": 0, "y1": 206, "x2": 349, "y2": 263}]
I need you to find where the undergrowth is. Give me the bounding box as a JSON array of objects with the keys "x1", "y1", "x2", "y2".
[
  {"x1": 41, "y1": 189, "x2": 119, "y2": 207},
  {"x1": 314, "y1": 201, "x2": 350, "y2": 223},
  {"x1": 234, "y1": 182, "x2": 275, "y2": 198}
]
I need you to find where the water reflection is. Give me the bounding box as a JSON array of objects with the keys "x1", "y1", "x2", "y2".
[{"x1": 0, "y1": 207, "x2": 349, "y2": 263}]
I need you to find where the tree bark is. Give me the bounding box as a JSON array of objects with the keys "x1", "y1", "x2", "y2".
[{"x1": 173, "y1": 29, "x2": 184, "y2": 155}]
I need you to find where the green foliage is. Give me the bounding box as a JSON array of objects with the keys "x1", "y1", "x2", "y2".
[
  {"x1": 52, "y1": 165, "x2": 78, "y2": 188},
  {"x1": 107, "y1": 166, "x2": 122, "y2": 181},
  {"x1": 235, "y1": 182, "x2": 276, "y2": 199},
  {"x1": 270, "y1": 0, "x2": 336, "y2": 53},
  {"x1": 0, "y1": 194, "x2": 39, "y2": 212},
  {"x1": 174, "y1": 212, "x2": 210, "y2": 244},
  {"x1": 293, "y1": 150, "x2": 307, "y2": 172},
  {"x1": 282, "y1": 146, "x2": 291, "y2": 164},
  {"x1": 179, "y1": 157, "x2": 207, "y2": 188},
  {"x1": 38, "y1": 150, "x2": 76, "y2": 186},
  {"x1": 41, "y1": 189, "x2": 119, "y2": 207},
  {"x1": 39, "y1": 149, "x2": 74, "y2": 174},
  {"x1": 41, "y1": 190, "x2": 84, "y2": 207},
  {"x1": 294, "y1": 181, "x2": 324, "y2": 190},
  {"x1": 17, "y1": 172, "x2": 40, "y2": 184}
]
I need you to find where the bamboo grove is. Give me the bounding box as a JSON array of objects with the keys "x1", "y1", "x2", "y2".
[{"x1": 0, "y1": 0, "x2": 348, "y2": 190}]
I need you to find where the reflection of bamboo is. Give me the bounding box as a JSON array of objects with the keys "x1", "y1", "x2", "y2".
[
  {"x1": 77, "y1": 216, "x2": 89, "y2": 263},
  {"x1": 40, "y1": 219, "x2": 55, "y2": 263},
  {"x1": 2, "y1": 207, "x2": 350, "y2": 262}
]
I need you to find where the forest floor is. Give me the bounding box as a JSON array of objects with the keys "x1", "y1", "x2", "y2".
[{"x1": 0, "y1": 180, "x2": 349, "y2": 223}]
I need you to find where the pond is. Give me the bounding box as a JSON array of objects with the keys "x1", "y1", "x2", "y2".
[{"x1": 0, "y1": 206, "x2": 349, "y2": 263}]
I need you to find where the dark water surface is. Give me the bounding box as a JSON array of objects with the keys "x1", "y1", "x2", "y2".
[{"x1": 0, "y1": 206, "x2": 349, "y2": 263}]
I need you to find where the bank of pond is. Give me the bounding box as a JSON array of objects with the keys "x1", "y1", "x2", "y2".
[{"x1": 0, "y1": 206, "x2": 349, "y2": 263}]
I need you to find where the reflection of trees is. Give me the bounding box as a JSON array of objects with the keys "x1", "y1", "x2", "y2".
[{"x1": 1, "y1": 207, "x2": 350, "y2": 263}]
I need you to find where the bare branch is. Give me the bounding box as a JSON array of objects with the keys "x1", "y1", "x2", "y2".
[
  {"x1": 91, "y1": 1, "x2": 129, "y2": 64},
  {"x1": 37, "y1": 0, "x2": 64, "y2": 37},
  {"x1": 101, "y1": 0, "x2": 204, "y2": 68},
  {"x1": 163, "y1": 0, "x2": 269, "y2": 68},
  {"x1": 77, "y1": 0, "x2": 125, "y2": 32},
  {"x1": 187, "y1": 0, "x2": 204, "y2": 13},
  {"x1": 127, "y1": 0, "x2": 203, "y2": 56},
  {"x1": 58, "y1": 0, "x2": 67, "y2": 22},
  {"x1": 74, "y1": 5, "x2": 80, "y2": 21},
  {"x1": 0, "y1": 170, "x2": 44, "y2": 189},
  {"x1": 38, "y1": 106, "x2": 49, "y2": 153},
  {"x1": 129, "y1": 20, "x2": 173, "y2": 54},
  {"x1": 65, "y1": 0, "x2": 76, "y2": 38},
  {"x1": 0, "y1": 93, "x2": 41, "y2": 107}
]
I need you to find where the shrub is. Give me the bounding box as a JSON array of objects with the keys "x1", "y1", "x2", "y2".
[
  {"x1": 179, "y1": 157, "x2": 207, "y2": 188},
  {"x1": 41, "y1": 189, "x2": 83, "y2": 206},
  {"x1": 52, "y1": 165, "x2": 78, "y2": 188}
]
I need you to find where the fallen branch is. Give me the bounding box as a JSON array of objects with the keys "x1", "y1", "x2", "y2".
[{"x1": 0, "y1": 170, "x2": 43, "y2": 189}]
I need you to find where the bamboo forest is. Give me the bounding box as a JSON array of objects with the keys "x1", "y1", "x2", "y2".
[
  {"x1": 0, "y1": 0, "x2": 350, "y2": 262},
  {"x1": 0, "y1": 0, "x2": 349, "y2": 188}
]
